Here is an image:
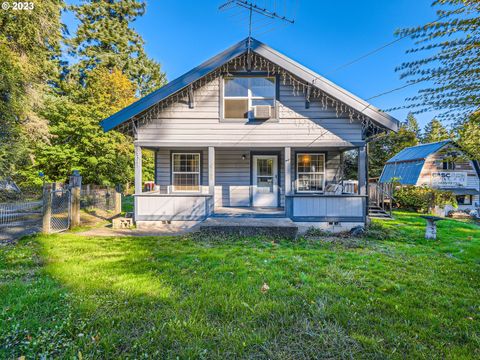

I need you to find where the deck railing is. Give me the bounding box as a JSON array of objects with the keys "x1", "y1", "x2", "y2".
[{"x1": 368, "y1": 182, "x2": 394, "y2": 217}]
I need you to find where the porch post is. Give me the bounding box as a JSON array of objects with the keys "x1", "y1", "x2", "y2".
[
  {"x1": 358, "y1": 145, "x2": 367, "y2": 195},
  {"x1": 134, "y1": 144, "x2": 142, "y2": 194},
  {"x1": 208, "y1": 146, "x2": 215, "y2": 195},
  {"x1": 284, "y1": 147, "x2": 292, "y2": 195}
]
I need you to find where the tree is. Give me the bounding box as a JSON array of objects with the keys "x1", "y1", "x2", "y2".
[
  {"x1": 34, "y1": 67, "x2": 138, "y2": 185},
  {"x1": 405, "y1": 112, "x2": 421, "y2": 138},
  {"x1": 422, "y1": 119, "x2": 451, "y2": 143},
  {"x1": 456, "y1": 112, "x2": 480, "y2": 159},
  {"x1": 68, "y1": 0, "x2": 166, "y2": 95},
  {"x1": 0, "y1": 0, "x2": 64, "y2": 184},
  {"x1": 396, "y1": 0, "x2": 480, "y2": 120},
  {"x1": 369, "y1": 116, "x2": 420, "y2": 177}
]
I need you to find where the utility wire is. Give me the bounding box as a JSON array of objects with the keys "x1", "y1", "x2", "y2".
[
  {"x1": 366, "y1": 80, "x2": 424, "y2": 101},
  {"x1": 326, "y1": 4, "x2": 467, "y2": 75}
]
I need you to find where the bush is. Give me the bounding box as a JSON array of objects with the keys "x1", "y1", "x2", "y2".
[{"x1": 394, "y1": 185, "x2": 457, "y2": 213}]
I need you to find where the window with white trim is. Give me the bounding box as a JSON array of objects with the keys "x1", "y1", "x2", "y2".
[
  {"x1": 223, "y1": 76, "x2": 275, "y2": 119},
  {"x1": 171, "y1": 153, "x2": 200, "y2": 192},
  {"x1": 296, "y1": 153, "x2": 325, "y2": 192}
]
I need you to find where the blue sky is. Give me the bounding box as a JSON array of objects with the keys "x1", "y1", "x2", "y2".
[{"x1": 63, "y1": 0, "x2": 442, "y2": 127}]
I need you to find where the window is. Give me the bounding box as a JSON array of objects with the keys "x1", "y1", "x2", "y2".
[
  {"x1": 296, "y1": 153, "x2": 325, "y2": 192},
  {"x1": 223, "y1": 76, "x2": 275, "y2": 119},
  {"x1": 442, "y1": 152, "x2": 457, "y2": 170},
  {"x1": 443, "y1": 160, "x2": 456, "y2": 170},
  {"x1": 456, "y1": 195, "x2": 472, "y2": 205},
  {"x1": 171, "y1": 153, "x2": 200, "y2": 192}
]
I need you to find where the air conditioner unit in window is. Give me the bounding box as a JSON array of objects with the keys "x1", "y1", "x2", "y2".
[{"x1": 253, "y1": 105, "x2": 271, "y2": 119}]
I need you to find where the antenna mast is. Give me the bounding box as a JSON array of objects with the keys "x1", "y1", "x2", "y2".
[{"x1": 219, "y1": 0, "x2": 295, "y2": 51}]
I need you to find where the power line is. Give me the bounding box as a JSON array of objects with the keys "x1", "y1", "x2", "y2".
[
  {"x1": 326, "y1": 4, "x2": 467, "y2": 75},
  {"x1": 365, "y1": 79, "x2": 424, "y2": 101}
]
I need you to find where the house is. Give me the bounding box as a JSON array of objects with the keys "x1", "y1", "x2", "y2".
[
  {"x1": 379, "y1": 140, "x2": 480, "y2": 212},
  {"x1": 101, "y1": 38, "x2": 399, "y2": 231}
]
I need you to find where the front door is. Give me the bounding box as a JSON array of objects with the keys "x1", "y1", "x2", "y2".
[{"x1": 252, "y1": 155, "x2": 278, "y2": 207}]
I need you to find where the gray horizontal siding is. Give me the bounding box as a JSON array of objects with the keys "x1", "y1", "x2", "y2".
[
  {"x1": 137, "y1": 76, "x2": 364, "y2": 147},
  {"x1": 154, "y1": 148, "x2": 342, "y2": 208},
  {"x1": 155, "y1": 149, "x2": 208, "y2": 188}
]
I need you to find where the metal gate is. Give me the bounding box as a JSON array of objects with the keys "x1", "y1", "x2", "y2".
[{"x1": 50, "y1": 189, "x2": 71, "y2": 233}]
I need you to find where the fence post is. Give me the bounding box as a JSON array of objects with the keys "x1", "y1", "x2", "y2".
[
  {"x1": 114, "y1": 187, "x2": 122, "y2": 215},
  {"x1": 42, "y1": 183, "x2": 52, "y2": 234},
  {"x1": 70, "y1": 171, "x2": 82, "y2": 228}
]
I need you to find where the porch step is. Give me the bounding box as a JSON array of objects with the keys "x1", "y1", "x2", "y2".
[
  {"x1": 368, "y1": 204, "x2": 392, "y2": 219},
  {"x1": 199, "y1": 217, "x2": 298, "y2": 240}
]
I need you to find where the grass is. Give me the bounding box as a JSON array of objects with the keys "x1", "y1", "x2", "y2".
[{"x1": 1, "y1": 211, "x2": 479, "y2": 359}]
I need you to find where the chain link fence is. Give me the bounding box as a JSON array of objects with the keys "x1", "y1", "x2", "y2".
[
  {"x1": 49, "y1": 189, "x2": 71, "y2": 233},
  {"x1": 1, "y1": 176, "x2": 122, "y2": 241},
  {"x1": 80, "y1": 185, "x2": 118, "y2": 212},
  {"x1": 0, "y1": 200, "x2": 43, "y2": 228}
]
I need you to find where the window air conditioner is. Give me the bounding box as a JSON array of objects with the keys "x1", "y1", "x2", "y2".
[{"x1": 253, "y1": 105, "x2": 271, "y2": 119}]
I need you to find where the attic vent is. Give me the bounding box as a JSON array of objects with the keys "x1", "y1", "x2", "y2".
[{"x1": 253, "y1": 105, "x2": 271, "y2": 120}]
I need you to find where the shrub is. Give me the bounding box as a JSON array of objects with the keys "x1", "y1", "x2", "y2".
[{"x1": 394, "y1": 185, "x2": 457, "y2": 213}]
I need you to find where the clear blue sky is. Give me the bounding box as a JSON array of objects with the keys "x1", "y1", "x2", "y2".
[{"x1": 63, "y1": 0, "x2": 442, "y2": 127}]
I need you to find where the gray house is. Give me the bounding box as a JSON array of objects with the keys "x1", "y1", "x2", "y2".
[{"x1": 101, "y1": 38, "x2": 399, "y2": 231}]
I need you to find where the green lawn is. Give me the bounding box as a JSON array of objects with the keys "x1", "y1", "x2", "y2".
[{"x1": 1, "y1": 212, "x2": 479, "y2": 359}]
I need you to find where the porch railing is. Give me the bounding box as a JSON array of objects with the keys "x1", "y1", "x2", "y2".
[{"x1": 368, "y1": 182, "x2": 394, "y2": 217}]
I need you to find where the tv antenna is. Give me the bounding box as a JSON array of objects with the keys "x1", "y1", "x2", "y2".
[{"x1": 219, "y1": 1, "x2": 295, "y2": 49}]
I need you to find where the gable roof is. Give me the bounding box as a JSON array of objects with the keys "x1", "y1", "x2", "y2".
[
  {"x1": 386, "y1": 140, "x2": 451, "y2": 163},
  {"x1": 101, "y1": 37, "x2": 399, "y2": 132}
]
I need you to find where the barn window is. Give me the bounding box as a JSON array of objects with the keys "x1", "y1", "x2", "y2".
[
  {"x1": 442, "y1": 151, "x2": 457, "y2": 170},
  {"x1": 171, "y1": 153, "x2": 200, "y2": 192},
  {"x1": 296, "y1": 153, "x2": 325, "y2": 192},
  {"x1": 223, "y1": 76, "x2": 275, "y2": 119},
  {"x1": 456, "y1": 195, "x2": 472, "y2": 205},
  {"x1": 443, "y1": 160, "x2": 456, "y2": 170}
]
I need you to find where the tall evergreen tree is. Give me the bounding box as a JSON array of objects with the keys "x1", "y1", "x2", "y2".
[
  {"x1": 68, "y1": 0, "x2": 166, "y2": 95},
  {"x1": 456, "y1": 112, "x2": 480, "y2": 159},
  {"x1": 405, "y1": 112, "x2": 421, "y2": 138},
  {"x1": 422, "y1": 119, "x2": 451, "y2": 143},
  {"x1": 396, "y1": 0, "x2": 480, "y2": 120}
]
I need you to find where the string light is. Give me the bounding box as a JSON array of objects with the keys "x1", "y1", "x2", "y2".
[{"x1": 117, "y1": 52, "x2": 384, "y2": 138}]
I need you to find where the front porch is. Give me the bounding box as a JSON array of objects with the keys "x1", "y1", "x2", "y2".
[{"x1": 133, "y1": 145, "x2": 369, "y2": 230}]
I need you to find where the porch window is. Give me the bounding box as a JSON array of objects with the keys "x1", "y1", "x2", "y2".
[
  {"x1": 223, "y1": 76, "x2": 275, "y2": 119},
  {"x1": 296, "y1": 153, "x2": 325, "y2": 192},
  {"x1": 171, "y1": 153, "x2": 200, "y2": 192}
]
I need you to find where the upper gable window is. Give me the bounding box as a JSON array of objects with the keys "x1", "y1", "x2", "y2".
[
  {"x1": 223, "y1": 76, "x2": 275, "y2": 120},
  {"x1": 442, "y1": 151, "x2": 457, "y2": 170}
]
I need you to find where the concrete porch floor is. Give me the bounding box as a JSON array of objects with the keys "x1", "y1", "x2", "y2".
[{"x1": 213, "y1": 206, "x2": 285, "y2": 218}]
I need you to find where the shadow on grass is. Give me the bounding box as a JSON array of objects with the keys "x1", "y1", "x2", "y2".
[{"x1": 1, "y1": 226, "x2": 479, "y2": 359}]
